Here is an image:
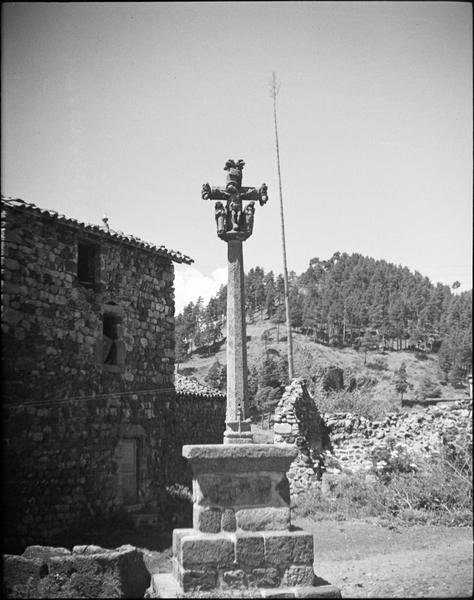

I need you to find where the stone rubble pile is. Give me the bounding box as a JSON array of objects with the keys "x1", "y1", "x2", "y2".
[{"x1": 273, "y1": 380, "x2": 472, "y2": 497}]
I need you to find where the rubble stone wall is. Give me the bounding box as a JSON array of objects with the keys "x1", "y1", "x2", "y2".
[
  {"x1": 273, "y1": 380, "x2": 472, "y2": 498},
  {"x1": 324, "y1": 398, "x2": 472, "y2": 475},
  {"x1": 1, "y1": 205, "x2": 226, "y2": 551},
  {"x1": 2, "y1": 204, "x2": 175, "y2": 405},
  {"x1": 3, "y1": 392, "x2": 225, "y2": 552},
  {"x1": 273, "y1": 379, "x2": 332, "y2": 496},
  {"x1": 3, "y1": 543, "x2": 150, "y2": 599}
]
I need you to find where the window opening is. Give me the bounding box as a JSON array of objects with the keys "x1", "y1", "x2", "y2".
[
  {"x1": 103, "y1": 313, "x2": 122, "y2": 365},
  {"x1": 77, "y1": 242, "x2": 99, "y2": 286}
]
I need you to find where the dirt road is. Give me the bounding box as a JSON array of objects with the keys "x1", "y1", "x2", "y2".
[{"x1": 294, "y1": 518, "x2": 473, "y2": 598}]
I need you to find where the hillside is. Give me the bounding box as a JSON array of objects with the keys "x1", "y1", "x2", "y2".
[
  {"x1": 176, "y1": 254, "x2": 472, "y2": 391},
  {"x1": 176, "y1": 316, "x2": 468, "y2": 416}
]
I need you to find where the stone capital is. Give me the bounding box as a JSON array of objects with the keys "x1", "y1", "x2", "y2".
[
  {"x1": 218, "y1": 230, "x2": 252, "y2": 243},
  {"x1": 182, "y1": 443, "x2": 297, "y2": 475}
]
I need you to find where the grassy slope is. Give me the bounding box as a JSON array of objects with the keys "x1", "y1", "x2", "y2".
[{"x1": 178, "y1": 317, "x2": 466, "y2": 405}]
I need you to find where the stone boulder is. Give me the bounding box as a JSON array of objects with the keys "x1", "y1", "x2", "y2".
[{"x1": 3, "y1": 543, "x2": 150, "y2": 598}]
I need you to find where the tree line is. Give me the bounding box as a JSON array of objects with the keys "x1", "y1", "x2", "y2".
[{"x1": 175, "y1": 252, "x2": 472, "y2": 383}]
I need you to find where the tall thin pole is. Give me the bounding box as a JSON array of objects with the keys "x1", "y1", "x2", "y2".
[{"x1": 270, "y1": 72, "x2": 294, "y2": 380}]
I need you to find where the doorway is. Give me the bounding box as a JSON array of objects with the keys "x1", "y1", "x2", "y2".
[{"x1": 120, "y1": 438, "x2": 139, "y2": 504}]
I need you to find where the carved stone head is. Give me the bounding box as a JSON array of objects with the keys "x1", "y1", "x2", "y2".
[{"x1": 224, "y1": 159, "x2": 245, "y2": 194}]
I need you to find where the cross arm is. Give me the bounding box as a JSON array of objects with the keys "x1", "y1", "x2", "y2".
[
  {"x1": 201, "y1": 183, "x2": 230, "y2": 201},
  {"x1": 240, "y1": 183, "x2": 268, "y2": 206}
]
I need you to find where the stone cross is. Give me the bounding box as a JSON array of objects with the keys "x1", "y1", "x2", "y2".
[{"x1": 202, "y1": 160, "x2": 268, "y2": 443}]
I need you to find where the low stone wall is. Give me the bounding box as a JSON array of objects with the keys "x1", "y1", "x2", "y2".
[
  {"x1": 3, "y1": 543, "x2": 150, "y2": 598},
  {"x1": 324, "y1": 398, "x2": 472, "y2": 475},
  {"x1": 273, "y1": 380, "x2": 472, "y2": 498},
  {"x1": 173, "y1": 392, "x2": 226, "y2": 486},
  {"x1": 3, "y1": 390, "x2": 225, "y2": 552}
]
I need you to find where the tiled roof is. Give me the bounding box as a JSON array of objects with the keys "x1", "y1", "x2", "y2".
[
  {"x1": 1, "y1": 196, "x2": 193, "y2": 265},
  {"x1": 175, "y1": 373, "x2": 226, "y2": 399}
]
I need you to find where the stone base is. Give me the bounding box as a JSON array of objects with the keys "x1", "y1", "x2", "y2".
[
  {"x1": 166, "y1": 444, "x2": 340, "y2": 598},
  {"x1": 223, "y1": 430, "x2": 254, "y2": 444},
  {"x1": 224, "y1": 421, "x2": 253, "y2": 444},
  {"x1": 149, "y1": 573, "x2": 341, "y2": 598}
]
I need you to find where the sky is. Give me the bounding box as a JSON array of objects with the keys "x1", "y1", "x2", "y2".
[{"x1": 2, "y1": 1, "x2": 472, "y2": 313}]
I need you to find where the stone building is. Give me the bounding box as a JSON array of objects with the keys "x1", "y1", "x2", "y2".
[{"x1": 1, "y1": 197, "x2": 225, "y2": 551}]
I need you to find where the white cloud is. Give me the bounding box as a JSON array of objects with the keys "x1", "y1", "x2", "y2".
[{"x1": 174, "y1": 266, "x2": 227, "y2": 314}]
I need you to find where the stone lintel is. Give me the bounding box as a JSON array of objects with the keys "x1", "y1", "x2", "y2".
[{"x1": 182, "y1": 444, "x2": 297, "y2": 475}]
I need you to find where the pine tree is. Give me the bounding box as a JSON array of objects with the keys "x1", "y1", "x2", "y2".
[
  {"x1": 205, "y1": 359, "x2": 226, "y2": 392},
  {"x1": 258, "y1": 355, "x2": 281, "y2": 389},
  {"x1": 393, "y1": 362, "x2": 409, "y2": 401},
  {"x1": 263, "y1": 271, "x2": 276, "y2": 317},
  {"x1": 175, "y1": 315, "x2": 188, "y2": 371}
]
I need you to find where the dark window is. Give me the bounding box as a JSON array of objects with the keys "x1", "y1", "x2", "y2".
[
  {"x1": 77, "y1": 242, "x2": 99, "y2": 286},
  {"x1": 103, "y1": 313, "x2": 122, "y2": 365}
]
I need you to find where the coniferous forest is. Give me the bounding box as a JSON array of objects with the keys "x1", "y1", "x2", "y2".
[{"x1": 175, "y1": 252, "x2": 472, "y2": 385}]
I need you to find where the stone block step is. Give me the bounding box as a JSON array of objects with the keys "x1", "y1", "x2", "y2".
[{"x1": 149, "y1": 573, "x2": 341, "y2": 598}]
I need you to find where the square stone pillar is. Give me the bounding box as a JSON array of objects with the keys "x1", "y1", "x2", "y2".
[
  {"x1": 151, "y1": 444, "x2": 341, "y2": 598},
  {"x1": 224, "y1": 236, "x2": 252, "y2": 444}
]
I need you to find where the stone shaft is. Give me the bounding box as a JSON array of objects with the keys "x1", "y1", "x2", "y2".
[{"x1": 226, "y1": 239, "x2": 248, "y2": 424}]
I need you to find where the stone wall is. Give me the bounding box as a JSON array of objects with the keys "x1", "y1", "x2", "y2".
[
  {"x1": 324, "y1": 398, "x2": 472, "y2": 475},
  {"x1": 3, "y1": 390, "x2": 225, "y2": 552},
  {"x1": 2, "y1": 202, "x2": 176, "y2": 405},
  {"x1": 273, "y1": 379, "x2": 332, "y2": 497},
  {"x1": 3, "y1": 543, "x2": 150, "y2": 599},
  {"x1": 1, "y1": 201, "x2": 225, "y2": 551},
  {"x1": 273, "y1": 380, "x2": 472, "y2": 498}
]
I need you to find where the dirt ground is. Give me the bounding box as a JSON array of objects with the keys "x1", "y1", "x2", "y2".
[
  {"x1": 295, "y1": 517, "x2": 473, "y2": 598},
  {"x1": 140, "y1": 518, "x2": 473, "y2": 598}
]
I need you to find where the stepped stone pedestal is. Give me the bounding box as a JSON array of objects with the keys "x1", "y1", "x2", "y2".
[{"x1": 151, "y1": 444, "x2": 340, "y2": 598}]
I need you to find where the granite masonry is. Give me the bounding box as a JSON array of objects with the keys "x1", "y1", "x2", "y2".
[
  {"x1": 273, "y1": 379, "x2": 472, "y2": 497},
  {"x1": 1, "y1": 197, "x2": 225, "y2": 551},
  {"x1": 151, "y1": 444, "x2": 340, "y2": 598},
  {"x1": 3, "y1": 543, "x2": 150, "y2": 599}
]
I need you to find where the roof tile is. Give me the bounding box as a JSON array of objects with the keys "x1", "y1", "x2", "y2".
[{"x1": 1, "y1": 196, "x2": 193, "y2": 265}]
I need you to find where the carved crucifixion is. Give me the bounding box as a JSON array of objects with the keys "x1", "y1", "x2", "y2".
[
  {"x1": 202, "y1": 160, "x2": 269, "y2": 443},
  {"x1": 202, "y1": 159, "x2": 268, "y2": 241}
]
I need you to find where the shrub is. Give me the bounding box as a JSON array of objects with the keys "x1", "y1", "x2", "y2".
[
  {"x1": 313, "y1": 388, "x2": 397, "y2": 420},
  {"x1": 294, "y1": 472, "x2": 386, "y2": 520},
  {"x1": 166, "y1": 484, "x2": 193, "y2": 503},
  {"x1": 366, "y1": 357, "x2": 388, "y2": 371},
  {"x1": 205, "y1": 360, "x2": 226, "y2": 391},
  {"x1": 294, "y1": 440, "x2": 472, "y2": 527},
  {"x1": 370, "y1": 439, "x2": 418, "y2": 483},
  {"x1": 415, "y1": 377, "x2": 442, "y2": 400}
]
